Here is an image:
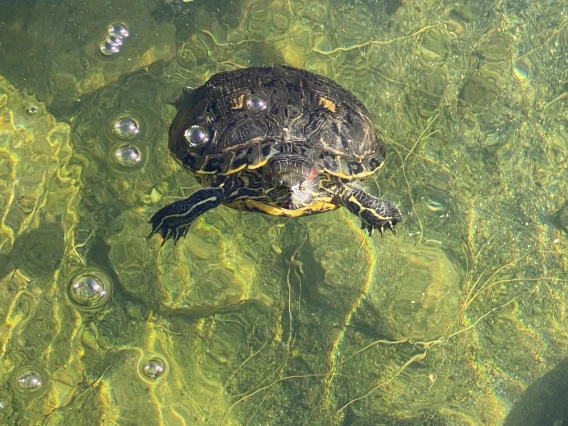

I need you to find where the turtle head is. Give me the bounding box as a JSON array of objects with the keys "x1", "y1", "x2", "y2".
[{"x1": 263, "y1": 154, "x2": 320, "y2": 209}]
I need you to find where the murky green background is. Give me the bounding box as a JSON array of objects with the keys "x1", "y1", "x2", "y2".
[{"x1": 0, "y1": 0, "x2": 567, "y2": 425}]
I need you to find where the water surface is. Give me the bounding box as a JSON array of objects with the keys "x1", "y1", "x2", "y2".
[{"x1": 0, "y1": 0, "x2": 567, "y2": 425}]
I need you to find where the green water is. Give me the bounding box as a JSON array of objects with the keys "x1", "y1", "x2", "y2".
[{"x1": 0, "y1": 0, "x2": 567, "y2": 425}]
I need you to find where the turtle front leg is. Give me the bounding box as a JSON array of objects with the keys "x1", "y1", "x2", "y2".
[
  {"x1": 148, "y1": 186, "x2": 226, "y2": 244},
  {"x1": 338, "y1": 184, "x2": 402, "y2": 235}
]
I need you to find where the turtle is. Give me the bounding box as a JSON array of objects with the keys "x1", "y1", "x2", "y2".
[{"x1": 149, "y1": 65, "x2": 402, "y2": 244}]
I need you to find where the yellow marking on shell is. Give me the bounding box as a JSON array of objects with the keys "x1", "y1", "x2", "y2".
[
  {"x1": 247, "y1": 158, "x2": 268, "y2": 169},
  {"x1": 221, "y1": 158, "x2": 269, "y2": 175},
  {"x1": 324, "y1": 168, "x2": 370, "y2": 180},
  {"x1": 219, "y1": 163, "x2": 247, "y2": 175},
  {"x1": 201, "y1": 151, "x2": 381, "y2": 179},
  {"x1": 196, "y1": 155, "x2": 269, "y2": 176},
  {"x1": 318, "y1": 97, "x2": 337, "y2": 113},
  {"x1": 231, "y1": 94, "x2": 245, "y2": 109},
  {"x1": 226, "y1": 199, "x2": 339, "y2": 216}
]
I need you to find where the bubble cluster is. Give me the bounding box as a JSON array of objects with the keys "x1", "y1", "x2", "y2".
[
  {"x1": 100, "y1": 23, "x2": 129, "y2": 56},
  {"x1": 138, "y1": 355, "x2": 168, "y2": 382},
  {"x1": 112, "y1": 116, "x2": 139, "y2": 138},
  {"x1": 109, "y1": 117, "x2": 144, "y2": 171},
  {"x1": 67, "y1": 269, "x2": 112, "y2": 309}
]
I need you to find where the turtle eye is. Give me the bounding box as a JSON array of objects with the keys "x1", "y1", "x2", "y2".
[
  {"x1": 275, "y1": 179, "x2": 290, "y2": 191},
  {"x1": 184, "y1": 125, "x2": 209, "y2": 147},
  {"x1": 246, "y1": 94, "x2": 267, "y2": 111}
]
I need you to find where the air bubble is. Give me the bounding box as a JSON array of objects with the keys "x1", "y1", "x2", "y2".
[
  {"x1": 17, "y1": 371, "x2": 42, "y2": 391},
  {"x1": 184, "y1": 125, "x2": 209, "y2": 146},
  {"x1": 10, "y1": 366, "x2": 49, "y2": 399},
  {"x1": 67, "y1": 270, "x2": 111, "y2": 310},
  {"x1": 138, "y1": 355, "x2": 168, "y2": 382},
  {"x1": 112, "y1": 117, "x2": 139, "y2": 138},
  {"x1": 100, "y1": 41, "x2": 121, "y2": 56},
  {"x1": 0, "y1": 391, "x2": 11, "y2": 417},
  {"x1": 114, "y1": 145, "x2": 142, "y2": 167},
  {"x1": 246, "y1": 94, "x2": 267, "y2": 111},
  {"x1": 143, "y1": 359, "x2": 165, "y2": 379},
  {"x1": 109, "y1": 23, "x2": 129, "y2": 38},
  {"x1": 107, "y1": 34, "x2": 123, "y2": 48}
]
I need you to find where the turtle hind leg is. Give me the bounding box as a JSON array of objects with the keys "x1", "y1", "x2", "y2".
[
  {"x1": 148, "y1": 186, "x2": 227, "y2": 244},
  {"x1": 338, "y1": 184, "x2": 402, "y2": 236}
]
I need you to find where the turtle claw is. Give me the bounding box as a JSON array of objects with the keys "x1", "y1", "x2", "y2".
[
  {"x1": 147, "y1": 209, "x2": 191, "y2": 245},
  {"x1": 360, "y1": 219, "x2": 397, "y2": 237},
  {"x1": 147, "y1": 219, "x2": 191, "y2": 246},
  {"x1": 360, "y1": 221, "x2": 374, "y2": 235},
  {"x1": 381, "y1": 220, "x2": 397, "y2": 236}
]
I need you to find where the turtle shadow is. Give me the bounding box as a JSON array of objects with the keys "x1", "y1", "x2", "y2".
[{"x1": 503, "y1": 357, "x2": 568, "y2": 425}]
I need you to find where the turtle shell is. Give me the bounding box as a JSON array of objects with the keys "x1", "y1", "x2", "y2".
[{"x1": 169, "y1": 65, "x2": 386, "y2": 179}]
